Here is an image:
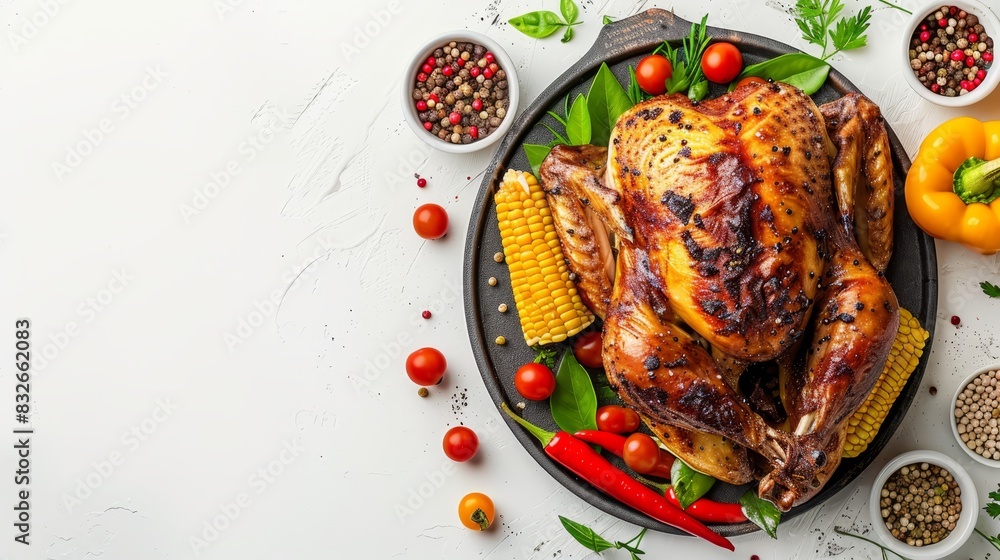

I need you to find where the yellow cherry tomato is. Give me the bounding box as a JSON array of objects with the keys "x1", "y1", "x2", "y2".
[{"x1": 458, "y1": 492, "x2": 495, "y2": 531}]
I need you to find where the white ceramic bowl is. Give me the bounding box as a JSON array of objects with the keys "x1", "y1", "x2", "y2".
[
  {"x1": 901, "y1": 0, "x2": 1000, "y2": 106},
  {"x1": 868, "y1": 450, "x2": 978, "y2": 560},
  {"x1": 950, "y1": 363, "x2": 1000, "y2": 467},
  {"x1": 400, "y1": 31, "x2": 520, "y2": 154}
]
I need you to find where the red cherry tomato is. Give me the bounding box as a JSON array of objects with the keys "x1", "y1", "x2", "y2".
[
  {"x1": 443, "y1": 426, "x2": 479, "y2": 462},
  {"x1": 596, "y1": 405, "x2": 641, "y2": 434},
  {"x1": 635, "y1": 54, "x2": 673, "y2": 95},
  {"x1": 701, "y1": 42, "x2": 743, "y2": 84},
  {"x1": 623, "y1": 433, "x2": 662, "y2": 474},
  {"x1": 405, "y1": 347, "x2": 447, "y2": 386},
  {"x1": 736, "y1": 76, "x2": 766, "y2": 89},
  {"x1": 573, "y1": 331, "x2": 603, "y2": 369},
  {"x1": 514, "y1": 362, "x2": 556, "y2": 401},
  {"x1": 413, "y1": 204, "x2": 448, "y2": 239}
]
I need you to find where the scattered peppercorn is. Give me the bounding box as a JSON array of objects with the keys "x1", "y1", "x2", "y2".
[
  {"x1": 929, "y1": 385, "x2": 938, "y2": 396},
  {"x1": 951, "y1": 315, "x2": 961, "y2": 326},
  {"x1": 498, "y1": 303, "x2": 508, "y2": 313},
  {"x1": 488, "y1": 276, "x2": 498, "y2": 286},
  {"x1": 494, "y1": 252, "x2": 504, "y2": 263},
  {"x1": 417, "y1": 387, "x2": 429, "y2": 398},
  {"x1": 880, "y1": 462, "x2": 961, "y2": 546},
  {"x1": 495, "y1": 335, "x2": 507, "y2": 345},
  {"x1": 908, "y1": 6, "x2": 993, "y2": 97},
  {"x1": 422, "y1": 310, "x2": 432, "y2": 319},
  {"x1": 412, "y1": 41, "x2": 509, "y2": 144},
  {"x1": 955, "y1": 369, "x2": 1000, "y2": 460}
]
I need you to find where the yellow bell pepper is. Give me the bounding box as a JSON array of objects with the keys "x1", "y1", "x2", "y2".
[{"x1": 905, "y1": 117, "x2": 1000, "y2": 255}]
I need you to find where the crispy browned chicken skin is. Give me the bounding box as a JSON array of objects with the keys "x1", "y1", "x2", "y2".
[{"x1": 539, "y1": 82, "x2": 898, "y2": 511}]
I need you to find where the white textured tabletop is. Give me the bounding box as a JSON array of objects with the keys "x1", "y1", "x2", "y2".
[{"x1": 3, "y1": 0, "x2": 1000, "y2": 558}]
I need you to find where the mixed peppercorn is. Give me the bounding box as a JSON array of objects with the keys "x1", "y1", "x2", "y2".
[
  {"x1": 412, "y1": 41, "x2": 509, "y2": 144},
  {"x1": 908, "y1": 5, "x2": 993, "y2": 96},
  {"x1": 879, "y1": 462, "x2": 961, "y2": 547}
]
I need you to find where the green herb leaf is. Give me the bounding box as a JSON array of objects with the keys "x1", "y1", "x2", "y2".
[
  {"x1": 532, "y1": 344, "x2": 560, "y2": 370},
  {"x1": 560, "y1": 0, "x2": 579, "y2": 25},
  {"x1": 794, "y1": 0, "x2": 870, "y2": 59},
  {"x1": 539, "y1": 122, "x2": 570, "y2": 146},
  {"x1": 565, "y1": 94, "x2": 592, "y2": 145},
  {"x1": 550, "y1": 349, "x2": 599, "y2": 434},
  {"x1": 730, "y1": 52, "x2": 831, "y2": 94},
  {"x1": 586, "y1": 62, "x2": 634, "y2": 146},
  {"x1": 978, "y1": 527, "x2": 1000, "y2": 551},
  {"x1": 597, "y1": 385, "x2": 618, "y2": 402},
  {"x1": 877, "y1": 0, "x2": 911, "y2": 14},
  {"x1": 558, "y1": 516, "x2": 616, "y2": 553},
  {"x1": 627, "y1": 66, "x2": 651, "y2": 105},
  {"x1": 982, "y1": 281, "x2": 1000, "y2": 299},
  {"x1": 741, "y1": 491, "x2": 782, "y2": 539},
  {"x1": 524, "y1": 144, "x2": 553, "y2": 178},
  {"x1": 509, "y1": 11, "x2": 567, "y2": 39},
  {"x1": 561, "y1": 25, "x2": 574, "y2": 43},
  {"x1": 670, "y1": 458, "x2": 715, "y2": 509},
  {"x1": 829, "y1": 5, "x2": 871, "y2": 54},
  {"x1": 546, "y1": 108, "x2": 568, "y2": 127},
  {"x1": 687, "y1": 78, "x2": 708, "y2": 101},
  {"x1": 660, "y1": 15, "x2": 711, "y2": 96},
  {"x1": 560, "y1": 517, "x2": 649, "y2": 558},
  {"x1": 988, "y1": 502, "x2": 1000, "y2": 519},
  {"x1": 602, "y1": 15, "x2": 614, "y2": 25}
]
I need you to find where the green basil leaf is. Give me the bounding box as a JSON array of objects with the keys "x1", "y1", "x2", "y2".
[
  {"x1": 561, "y1": 25, "x2": 574, "y2": 43},
  {"x1": 586, "y1": 62, "x2": 633, "y2": 146},
  {"x1": 730, "y1": 53, "x2": 831, "y2": 95},
  {"x1": 550, "y1": 349, "x2": 598, "y2": 434},
  {"x1": 602, "y1": 15, "x2": 614, "y2": 25},
  {"x1": 509, "y1": 11, "x2": 567, "y2": 39},
  {"x1": 523, "y1": 144, "x2": 553, "y2": 178},
  {"x1": 559, "y1": 516, "x2": 616, "y2": 553},
  {"x1": 670, "y1": 458, "x2": 715, "y2": 509},
  {"x1": 560, "y1": 0, "x2": 579, "y2": 25},
  {"x1": 565, "y1": 93, "x2": 591, "y2": 146},
  {"x1": 739, "y1": 490, "x2": 781, "y2": 539}
]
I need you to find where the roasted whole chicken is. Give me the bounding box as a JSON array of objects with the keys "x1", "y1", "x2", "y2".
[{"x1": 539, "y1": 81, "x2": 899, "y2": 511}]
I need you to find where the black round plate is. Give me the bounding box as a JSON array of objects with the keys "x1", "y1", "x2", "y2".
[{"x1": 463, "y1": 8, "x2": 938, "y2": 536}]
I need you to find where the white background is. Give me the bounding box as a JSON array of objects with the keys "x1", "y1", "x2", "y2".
[{"x1": 2, "y1": 0, "x2": 1000, "y2": 558}]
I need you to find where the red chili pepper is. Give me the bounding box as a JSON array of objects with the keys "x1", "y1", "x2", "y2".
[
  {"x1": 665, "y1": 486, "x2": 747, "y2": 524},
  {"x1": 504, "y1": 405, "x2": 734, "y2": 551},
  {"x1": 575, "y1": 430, "x2": 747, "y2": 525},
  {"x1": 575, "y1": 430, "x2": 674, "y2": 478}
]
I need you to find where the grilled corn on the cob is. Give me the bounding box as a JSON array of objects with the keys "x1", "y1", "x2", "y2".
[
  {"x1": 495, "y1": 169, "x2": 594, "y2": 346},
  {"x1": 842, "y1": 307, "x2": 929, "y2": 458}
]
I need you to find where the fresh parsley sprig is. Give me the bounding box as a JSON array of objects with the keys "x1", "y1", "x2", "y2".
[
  {"x1": 982, "y1": 281, "x2": 1000, "y2": 299},
  {"x1": 977, "y1": 484, "x2": 1000, "y2": 550},
  {"x1": 794, "y1": 0, "x2": 873, "y2": 60}
]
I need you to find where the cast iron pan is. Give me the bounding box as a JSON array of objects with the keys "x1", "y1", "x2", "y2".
[{"x1": 462, "y1": 8, "x2": 938, "y2": 536}]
